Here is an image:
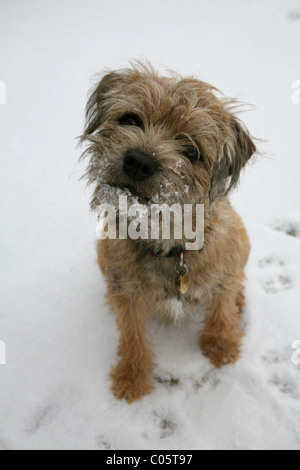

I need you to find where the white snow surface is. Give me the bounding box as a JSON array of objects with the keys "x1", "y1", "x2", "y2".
[{"x1": 1, "y1": 0, "x2": 300, "y2": 450}]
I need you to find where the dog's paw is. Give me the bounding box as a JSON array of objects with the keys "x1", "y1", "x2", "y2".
[
  {"x1": 110, "y1": 366, "x2": 154, "y2": 403},
  {"x1": 200, "y1": 334, "x2": 242, "y2": 369},
  {"x1": 111, "y1": 378, "x2": 155, "y2": 403}
]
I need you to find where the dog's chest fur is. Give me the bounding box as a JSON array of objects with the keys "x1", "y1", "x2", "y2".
[
  {"x1": 162, "y1": 297, "x2": 186, "y2": 322},
  {"x1": 155, "y1": 280, "x2": 206, "y2": 323}
]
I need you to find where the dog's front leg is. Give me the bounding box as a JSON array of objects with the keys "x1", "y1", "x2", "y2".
[
  {"x1": 110, "y1": 295, "x2": 155, "y2": 403},
  {"x1": 200, "y1": 281, "x2": 245, "y2": 368}
]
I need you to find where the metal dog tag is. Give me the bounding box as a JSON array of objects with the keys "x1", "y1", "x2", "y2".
[
  {"x1": 175, "y1": 252, "x2": 189, "y2": 296},
  {"x1": 179, "y1": 273, "x2": 189, "y2": 295}
]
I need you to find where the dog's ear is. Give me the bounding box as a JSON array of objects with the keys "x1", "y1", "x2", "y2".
[
  {"x1": 209, "y1": 118, "x2": 256, "y2": 202},
  {"x1": 84, "y1": 72, "x2": 123, "y2": 135}
]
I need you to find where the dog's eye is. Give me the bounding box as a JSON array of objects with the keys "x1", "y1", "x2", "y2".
[
  {"x1": 182, "y1": 146, "x2": 200, "y2": 163},
  {"x1": 119, "y1": 113, "x2": 144, "y2": 129}
]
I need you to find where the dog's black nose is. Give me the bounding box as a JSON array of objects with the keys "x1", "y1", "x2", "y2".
[{"x1": 123, "y1": 150, "x2": 157, "y2": 181}]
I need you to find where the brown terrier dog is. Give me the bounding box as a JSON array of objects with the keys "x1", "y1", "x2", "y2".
[{"x1": 81, "y1": 62, "x2": 256, "y2": 403}]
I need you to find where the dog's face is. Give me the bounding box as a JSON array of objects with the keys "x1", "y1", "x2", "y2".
[{"x1": 81, "y1": 63, "x2": 255, "y2": 211}]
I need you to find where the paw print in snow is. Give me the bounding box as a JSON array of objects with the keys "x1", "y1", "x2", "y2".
[{"x1": 258, "y1": 258, "x2": 292, "y2": 294}]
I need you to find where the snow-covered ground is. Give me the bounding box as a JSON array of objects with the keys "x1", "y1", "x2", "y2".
[{"x1": 1, "y1": 0, "x2": 300, "y2": 450}]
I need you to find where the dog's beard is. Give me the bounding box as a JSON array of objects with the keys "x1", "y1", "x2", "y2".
[
  {"x1": 85, "y1": 148, "x2": 201, "y2": 254},
  {"x1": 94, "y1": 180, "x2": 191, "y2": 213},
  {"x1": 83, "y1": 139, "x2": 197, "y2": 211},
  {"x1": 94, "y1": 177, "x2": 204, "y2": 257},
  {"x1": 90, "y1": 157, "x2": 193, "y2": 215},
  {"x1": 93, "y1": 172, "x2": 197, "y2": 255}
]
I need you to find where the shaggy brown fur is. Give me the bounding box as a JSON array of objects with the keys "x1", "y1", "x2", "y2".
[{"x1": 81, "y1": 61, "x2": 256, "y2": 403}]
